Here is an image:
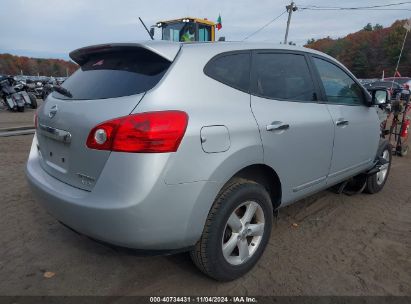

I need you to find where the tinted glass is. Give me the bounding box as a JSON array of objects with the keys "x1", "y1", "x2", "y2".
[
  {"x1": 369, "y1": 81, "x2": 400, "y2": 89},
  {"x1": 162, "y1": 22, "x2": 197, "y2": 42},
  {"x1": 199, "y1": 25, "x2": 211, "y2": 41},
  {"x1": 162, "y1": 23, "x2": 184, "y2": 41},
  {"x1": 384, "y1": 78, "x2": 410, "y2": 85},
  {"x1": 253, "y1": 53, "x2": 316, "y2": 102},
  {"x1": 313, "y1": 58, "x2": 364, "y2": 105},
  {"x1": 53, "y1": 49, "x2": 170, "y2": 100},
  {"x1": 204, "y1": 53, "x2": 250, "y2": 92}
]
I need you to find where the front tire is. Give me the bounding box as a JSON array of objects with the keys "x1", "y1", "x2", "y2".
[
  {"x1": 190, "y1": 179, "x2": 273, "y2": 281},
  {"x1": 365, "y1": 141, "x2": 392, "y2": 194}
]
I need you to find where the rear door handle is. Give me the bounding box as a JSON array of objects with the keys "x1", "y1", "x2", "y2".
[
  {"x1": 266, "y1": 122, "x2": 290, "y2": 132},
  {"x1": 336, "y1": 119, "x2": 349, "y2": 127}
]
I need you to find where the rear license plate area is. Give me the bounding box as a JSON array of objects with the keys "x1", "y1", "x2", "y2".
[{"x1": 40, "y1": 137, "x2": 70, "y2": 173}]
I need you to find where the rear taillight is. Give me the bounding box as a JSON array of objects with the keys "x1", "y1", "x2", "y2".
[{"x1": 86, "y1": 111, "x2": 188, "y2": 153}]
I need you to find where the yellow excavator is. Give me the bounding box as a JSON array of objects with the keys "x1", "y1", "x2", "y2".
[{"x1": 147, "y1": 17, "x2": 218, "y2": 42}]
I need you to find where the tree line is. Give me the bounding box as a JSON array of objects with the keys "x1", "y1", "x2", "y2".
[
  {"x1": 305, "y1": 20, "x2": 410, "y2": 78},
  {"x1": 1, "y1": 19, "x2": 409, "y2": 79},
  {"x1": 0, "y1": 53, "x2": 78, "y2": 77}
]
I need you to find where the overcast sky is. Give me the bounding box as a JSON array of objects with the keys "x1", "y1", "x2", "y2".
[{"x1": 0, "y1": 0, "x2": 410, "y2": 60}]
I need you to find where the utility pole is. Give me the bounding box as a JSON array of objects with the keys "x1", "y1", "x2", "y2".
[
  {"x1": 393, "y1": 18, "x2": 411, "y2": 77},
  {"x1": 284, "y1": 1, "x2": 297, "y2": 45}
]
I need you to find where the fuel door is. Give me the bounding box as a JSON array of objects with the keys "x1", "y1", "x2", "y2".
[{"x1": 200, "y1": 125, "x2": 230, "y2": 153}]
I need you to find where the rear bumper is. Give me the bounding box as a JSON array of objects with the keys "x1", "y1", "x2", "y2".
[{"x1": 26, "y1": 135, "x2": 220, "y2": 250}]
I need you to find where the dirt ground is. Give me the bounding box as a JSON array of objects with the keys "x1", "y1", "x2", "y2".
[
  {"x1": 0, "y1": 109, "x2": 410, "y2": 296},
  {"x1": 0, "y1": 100, "x2": 41, "y2": 129}
]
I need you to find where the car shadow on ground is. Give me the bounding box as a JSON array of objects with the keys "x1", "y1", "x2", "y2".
[{"x1": 56, "y1": 188, "x2": 336, "y2": 277}]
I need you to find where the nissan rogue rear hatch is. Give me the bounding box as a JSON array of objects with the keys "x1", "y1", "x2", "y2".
[{"x1": 36, "y1": 43, "x2": 178, "y2": 191}]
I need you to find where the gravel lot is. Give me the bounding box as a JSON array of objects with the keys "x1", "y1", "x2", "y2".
[
  {"x1": 0, "y1": 108, "x2": 410, "y2": 296},
  {"x1": 0, "y1": 103, "x2": 40, "y2": 130},
  {"x1": 0, "y1": 100, "x2": 43, "y2": 131}
]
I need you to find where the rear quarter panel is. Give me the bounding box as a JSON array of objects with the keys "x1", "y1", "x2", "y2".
[
  {"x1": 132, "y1": 46, "x2": 265, "y2": 242},
  {"x1": 133, "y1": 45, "x2": 264, "y2": 186}
]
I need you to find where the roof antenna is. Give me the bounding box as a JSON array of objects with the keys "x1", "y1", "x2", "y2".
[{"x1": 139, "y1": 17, "x2": 154, "y2": 40}]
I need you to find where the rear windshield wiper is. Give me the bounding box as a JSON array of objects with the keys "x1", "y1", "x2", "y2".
[{"x1": 53, "y1": 85, "x2": 73, "y2": 98}]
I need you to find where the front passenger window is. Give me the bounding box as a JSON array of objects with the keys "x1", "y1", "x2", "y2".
[{"x1": 313, "y1": 57, "x2": 364, "y2": 105}]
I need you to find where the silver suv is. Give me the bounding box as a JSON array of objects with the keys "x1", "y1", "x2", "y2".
[{"x1": 26, "y1": 41, "x2": 391, "y2": 281}]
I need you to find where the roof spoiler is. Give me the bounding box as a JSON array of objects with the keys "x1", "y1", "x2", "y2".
[{"x1": 69, "y1": 41, "x2": 181, "y2": 65}]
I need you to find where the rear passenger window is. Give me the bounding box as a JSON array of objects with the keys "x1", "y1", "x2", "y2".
[
  {"x1": 204, "y1": 53, "x2": 250, "y2": 92},
  {"x1": 253, "y1": 53, "x2": 316, "y2": 102}
]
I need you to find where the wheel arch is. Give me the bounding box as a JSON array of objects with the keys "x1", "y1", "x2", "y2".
[
  {"x1": 222, "y1": 164, "x2": 282, "y2": 210},
  {"x1": 186, "y1": 162, "x2": 283, "y2": 248}
]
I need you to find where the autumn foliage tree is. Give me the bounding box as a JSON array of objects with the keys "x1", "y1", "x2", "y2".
[
  {"x1": 0, "y1": 54, "x2": 78, "y2": 76},
  {"x1": 306, "y1": 20, "x2": 410, "y2": 78}
]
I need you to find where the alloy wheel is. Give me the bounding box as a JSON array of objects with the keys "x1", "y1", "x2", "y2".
[{"x1": 221, "y1": 201, "x2": 265, "y2": 266}]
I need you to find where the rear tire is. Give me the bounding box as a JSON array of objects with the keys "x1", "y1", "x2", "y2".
[
  {"x1": 365, "y1": 141, "x2": 392, "y2": 194},
  {"x1": 42, "y1": 91, "x2": 49, "y2": 101},
  {"x1": 190, "y1": 179, "x2": 273, "y2": 281},
  {"x1": 29, "y1": 93, "x2": 37, "y2": 109}
]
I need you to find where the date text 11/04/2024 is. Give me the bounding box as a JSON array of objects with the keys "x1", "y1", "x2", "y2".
[{"x1": 149, "y1": 297, "x2": 257, "y2": 303}]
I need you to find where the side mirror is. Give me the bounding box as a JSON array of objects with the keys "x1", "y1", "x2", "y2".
[
  {"x1": 370, "y1": 89, "x2": 390, "y2": 105},
  {"x1": 149, "y1": 28, "x2": 155, "y2": 38}
]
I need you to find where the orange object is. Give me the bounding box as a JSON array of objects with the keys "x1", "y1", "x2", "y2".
[{"x1": 401, "y1": 119, "x2": 410, "y2": 138}]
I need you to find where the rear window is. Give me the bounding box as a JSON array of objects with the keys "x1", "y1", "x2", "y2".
[
  {"x1": 53, "y1": 49, "x2": 171, "y2": 100},
  {"x1": 204, "y1": 52, "x2": 251, "y2": 93}
]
